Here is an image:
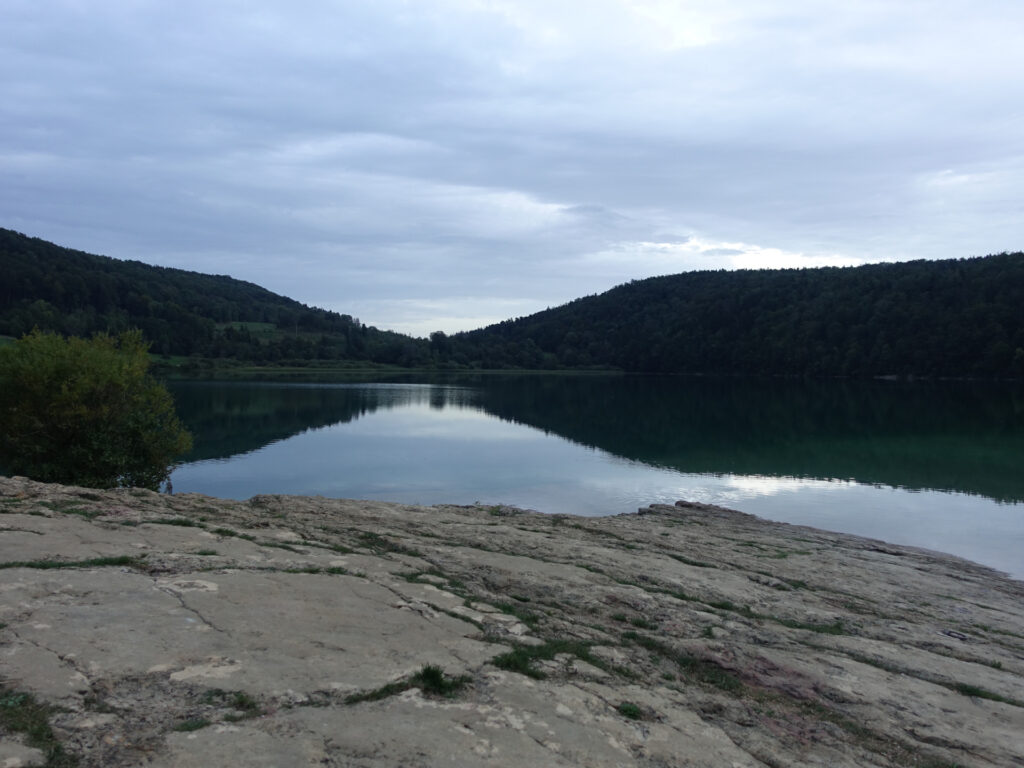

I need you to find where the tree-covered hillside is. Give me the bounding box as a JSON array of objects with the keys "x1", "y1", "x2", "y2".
[
  {"x1": 4, "y1": 228, "x2": 1022, "y2": 377},
  {"x1": 0, "y1": 229, "x2": 429, "y2": 366},
  {"x1": 451, "y1": 254, "x2": 1024, "y2": 377}
]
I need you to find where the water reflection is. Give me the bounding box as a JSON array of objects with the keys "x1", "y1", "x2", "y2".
[
  {"x1": 167, "y1": 377, "x2": 1024, "y2": 577},
  {"x1": 169, "y1": 376, "x2": 1024, "y2": 503},
  {"x1": 169, "y1": 381, "x2": 481, "y2": 461}
]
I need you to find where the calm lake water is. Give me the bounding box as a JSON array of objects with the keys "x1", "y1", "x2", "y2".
[{"x1": 167, "y1": 375, "x2": 1024, "y2": 579}]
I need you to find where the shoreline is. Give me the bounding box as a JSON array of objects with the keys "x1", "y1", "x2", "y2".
[{"x1": 1, "y1": 476, "x2": 1022, "y2": 767}]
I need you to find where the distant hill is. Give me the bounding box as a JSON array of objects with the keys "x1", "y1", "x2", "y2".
[
  {"x1": 0, "y1": 228, "x2": 429, "y2": 366},
  {"x1": 450, "y1": 254, "x2": 1024, "y2": 378},
  {"x1": 4, "y1": 228, "x2": 1023, "y2": 377}
]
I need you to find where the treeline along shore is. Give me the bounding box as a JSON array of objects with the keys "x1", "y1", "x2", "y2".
[{"x1": 3, "y1": 227, "x2": 1023, "y2": 378}]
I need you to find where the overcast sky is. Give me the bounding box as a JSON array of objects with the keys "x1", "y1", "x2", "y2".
[{"x1": 3, "y1": 1, "x2": 1023, "y2": 336}]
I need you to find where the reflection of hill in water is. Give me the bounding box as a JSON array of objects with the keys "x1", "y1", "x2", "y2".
[
  {"x1": 170, "y1": 377, "x2": 1024, "y2": 504},
  {"x1": 473, "y1": 376, "x2": 1024, "y2": 504},
  {"x1": 169, "y1": 381, "x2": 478, "y2": 462}
]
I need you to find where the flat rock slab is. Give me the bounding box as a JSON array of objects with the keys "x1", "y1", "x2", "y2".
[
  {"x1": 1, "y1": 476, "x2": 1023, "y2": 767},
  {"x1": 4, "y1": 569, "x2": 495, "y2": 699}
]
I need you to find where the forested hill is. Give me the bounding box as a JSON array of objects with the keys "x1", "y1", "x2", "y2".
[
  {"x1": 450, "y1": 254, "x2": 1024, "y2": 378},
  {"x1": 5, "y1": 227, "x2": 1023, "y2": 377},
  {"x1": 0, "y1": 228, "x2": 429, "y2": 365}
]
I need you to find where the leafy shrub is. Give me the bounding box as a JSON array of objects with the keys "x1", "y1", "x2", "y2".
[{"x1": 0, "y1": 330, "x2": 192, "y2": 489}]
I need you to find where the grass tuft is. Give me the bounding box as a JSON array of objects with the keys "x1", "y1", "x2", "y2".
[
  {"x1": 617, "y1": 701, "x2": 643, "y2": 719},
  {"x1": 623, "y1": 631, "x2": 743, "y2": 693},
  {"x1": 345, "y1": 665, "x2": 471, "y2": 704},
  {"x1": 150, "y1": 517, "x2": 203, "y2": 528},
  {"x1": 950, "y1": 682, "x2": 1023, "y2": 707},
  {"x1": 0, "y1": 556, "x2": 139, "y2": 571},
  {"x1": 172, "y1": 718, "x2": 211, "y2": 732},
  {"x1": 491, "y1": 638, "x2": 616, "y2": 680},
  {"x1": 411, "y1": 665, "x2": 472, "y2": 697},
  {"x1": 777, "y1": 619, "x2": 846, "y2": 635},
  {"x1": 0, "y1": 686, "x2": 79, "y2": 767},
  {"x1": 357, "y1": 531, "x2": 421, "y2": 557}
]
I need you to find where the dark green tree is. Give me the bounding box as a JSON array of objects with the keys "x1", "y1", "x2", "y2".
[{"x1": 0, "y1": 330, "x2": 193, "y2": 489}]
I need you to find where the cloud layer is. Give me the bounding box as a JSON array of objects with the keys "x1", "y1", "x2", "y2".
[{"x1": 3, "y1": 1, "x2": 1023, "y2": 335}]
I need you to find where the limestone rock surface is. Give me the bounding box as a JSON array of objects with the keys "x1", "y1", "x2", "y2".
[{"x1": 1, "y1": 477, "x2": 1022, "y2": 767}]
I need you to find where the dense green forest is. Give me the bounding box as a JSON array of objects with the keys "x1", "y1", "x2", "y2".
[
  {"x1": 449, "y1": 254, "x2": 1024, "y2": 377},
  {"x1": 3, "y1": 227, "x2": 1023, "y2": 377},
  {"x1": 0, "y1": 228, "x2": 430, "y2": 366}
]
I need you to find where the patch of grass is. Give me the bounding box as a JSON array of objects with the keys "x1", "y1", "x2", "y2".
[
  {"x1": 973, "y1": 623, "x2": 1024, "y2": 640},
  {"x1": 669, "y1": 590, "x2": 700, "y2": 603},
  {"x1": 150, "y1": 517, "x2": 204, "y2": 528},
  {"x1": 777, "y1": 619, "x2": 846, "y2": 635},
  {"x1": 491, "y1": 647, "x2": 548, "y2": 679},
  {"x1": 665, "y1": 553, "x2": 716, "y2": 568},
  {"x1": 494, "y1": 601, "x2": 540, "y2": 629},
  {"x1": 345, "y1": 665, "x2": 470, "y2": 704},
  {"x1": 950, "y1": 682, "x2": 1023, "y2": 707},
  {"x1": 193, "y1": 549, "x2": 218, "y2": 556},
  {"x1": 611, "y1": 612, "x2": 628, "y2": 622},
  {"x1": 411, "y1": 665, "x2": 471, "y2": 697},
  {"x1": 622, "y1": 631, "x2": 743, "y2": 694},
  {"x1": 707, "y1": 600, "x2": 757, "y2": 619},
  {"x1": 357, "y1": 531, "x2": 422, "y2": 557},
  {"x1": 491, "y1": 638, "x2": 615, "y2": 680},
  {"x1": 617, "y1": 701, "x2": 643, "y2": 719},
  {"x1": 197, "y1": 688, "x2": 262, "y2": 721},
  {"x1": 211, "y1": 527, "x2": 257, "y2": 541},
  {"x1": 839, "y1": 650, "x2": 1022, "y2": 708},
  {"x1": 325, "y1": 566, "x2": 348, "y2": 575},
  {"x1": 283, "y1": 566, "x2": 323, "y2": 574},
  {"x1": 259, "y1": 540, "x2": 304, "y2": 553},
  {"x1": 789, "y1": 698, "x2": 968, "y2": 768},
  {"x1": 59, "y1": 507, "x2": 103, "y2": 520},
  {"x1": 0, "y1": 686, "x2": 79, "y2": 767},
  {"x1": 200, "y1": 689, "x2": 260, "y2": 716},
  {"x1": 630, "y1": 617, "x2": 658, "y2": 630},
  {"x1": 230, "y1": 692, "x2": 259, "y2": 711},
  {"x1": 0, "y1": 555, "x2": 139, "y2": 571},
  {"x1": 172, "y1": 718, "x2": 211, "y2": 732},
  {"x1": 38, "y1": 501, "x2": 83, "y2": 513},
  {"x1": 400, "y1": 569, "x2": 466, "y2": 594}
]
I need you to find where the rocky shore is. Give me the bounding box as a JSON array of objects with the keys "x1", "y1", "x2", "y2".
[{"x1": 1, "y1": 475, "x2": 1022, "y2": 767}]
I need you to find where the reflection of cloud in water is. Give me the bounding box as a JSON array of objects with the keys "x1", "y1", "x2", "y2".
[
  {"x1": 172, "y1": 380, "x2": 1024, "y2": 579},
  {"x1": 722, "y1": 474, "x2": 854, "y2": 499},
  {"x1": 338, "y1": 404, "x2": 543, "y2": 441}
]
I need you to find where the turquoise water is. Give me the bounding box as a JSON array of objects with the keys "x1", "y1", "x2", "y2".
[{"x1": 168, "y1": 376, "x2": 1024, "y2": 578}]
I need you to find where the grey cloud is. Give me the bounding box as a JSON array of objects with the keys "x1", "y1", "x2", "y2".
[{"x1": 2, "y1": 1, "x2": 1023, "y2": 334}]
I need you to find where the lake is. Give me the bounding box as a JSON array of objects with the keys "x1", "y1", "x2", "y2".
[{"x1": 167, "y1": 375, "x2": 1024, "y2": 579}]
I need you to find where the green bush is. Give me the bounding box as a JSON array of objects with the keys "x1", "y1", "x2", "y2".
[{"x1": 0, "y1": 329, "x2": 192, "y2": 490}]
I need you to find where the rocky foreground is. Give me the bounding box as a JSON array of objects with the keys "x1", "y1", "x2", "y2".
[{"x1": 1, "y1": 476, "x2": 1022, "y2": 767}]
